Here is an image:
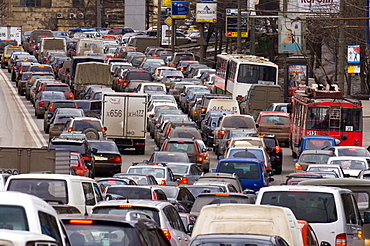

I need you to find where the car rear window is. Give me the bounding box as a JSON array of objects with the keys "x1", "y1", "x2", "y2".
[
  {"x1": 89, "y1": 141, "x2": 118, "y2": 152},
  {"x1": 337, "y1": 148, "x2": 370, "y2": 157},
  {"x1": 72, "y1": 120, "x2": 102, "y2": 131},
  {"x1": 260, "y1": 116, "x2": 290, "y2": 125},
  {"x1": 191, "y1": 195, "x2": 251, "y2": 214},
  {"x1": 64, "y1": 223, "x2": 144, "y2": 246},
  {"x1": 7, "y1": 179, "x2": 68, "y2": 204},
  {"x1": 169, "y1": 129, "x2": 202, "y2": 139},
  {"x1": 49, "y1": 142, "x2": 86, "y2": 154},
  {"x1": 128, "y1": 167, "x2": 165, "y2": 179},
  {"x1": 228, "y1": 149, "x2": 264, "y2": 161},
  {"x1": 30, "y1": 66, "x2": 53, "y2": 73},
  {"x1": 260, "y1": 191, "x2": 337, "y2": 223},
  {"x1": 53, "y1": 102, "x2": 77, "y2": 109},
  {"x1": 222, "y1": 117, "x2": 255, "y2": 129},
  {"x1": 166, "y1": 142, "x2": 196, "y2": 154},
  {"x1": 153, "y1": 152, "x2": 189, "y2": 163},
  {"x1": 106, "y1": 187, "x2": 152, "y2": 199},
  {"x1": 127, "y1": 72, "x2": 152, "y2": 81},
  {"x1": 218, "y1": 162, "x2": 260, "y2": 180},
  {"x1": 41, "y1": 93, "x2": 66, "y2": 100},
  {"x1": 0, "y1": 205, "x2": 28, "y2": 231},
  {"x1": 93, "y1": 206, "x2": 160, "y2": 225},
  {"x1": 45, "y1": 85, "x2": 70, "y2": 92}
]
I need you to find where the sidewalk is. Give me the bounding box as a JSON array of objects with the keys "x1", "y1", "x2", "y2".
[{"x1": 362, "y1": 100, "x2": 370, "y2": 118}]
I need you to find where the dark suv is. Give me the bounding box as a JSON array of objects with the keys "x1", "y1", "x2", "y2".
[
  {"x1": 61, "y1": 213, "x2": 171, "y2": 246},
  {"x1": 259, "y1": 134, "x2": 283, "y2": 175},
  {"x1": 49, "y1": 138, "x2": 96, "y2": 178}
]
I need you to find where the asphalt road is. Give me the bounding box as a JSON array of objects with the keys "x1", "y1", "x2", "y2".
[{"x1": 2, "y1": 68, "x2": 370, "y2": 185}]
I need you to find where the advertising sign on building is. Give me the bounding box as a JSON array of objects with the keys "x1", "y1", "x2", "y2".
[
  {"x1": 172, "y1": 1, "x2": 189, "y2": 19},
  {"x1": 196, "y1": 3, "x2": 217, "y2": 23},
  {"x1": 347, "y1": 45, "x2": 360, "y2": 64},
  {"x1": 278, "y1": 14, "x2": 302, "y2": 53},
  {"x1": 287, "y1": 64, "x2": 308, "y2": 96},
  {"x1": 161, "y1": 25, "x2": 171, "y2": 45},
  {"x1": 297, "y1": 0, "x2": 340, "y2": 13},
  {"x1": 226, "y1": 9, "x2": 248, "y2": 38}
]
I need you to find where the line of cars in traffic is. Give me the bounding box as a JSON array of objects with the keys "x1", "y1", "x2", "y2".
[{"x1": 2, "y1": 31, "x2": 370, "y2": 246}]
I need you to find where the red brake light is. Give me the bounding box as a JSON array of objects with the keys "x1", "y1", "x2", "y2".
[
  {"x1": 119, "y1": 205, "x2": 133, "y2": 208},
  {"x1": 215, "y1": 193, "x2": 230, "y2": 196},
  {"x1": 39, "y1": 101, "x2": 45, "y2": 107},
  {"x1": 177, "y1": 141, "x2": 185, "y2": 143},
  {"x1": 162, "y1": 229, "x2": 171, "y2": 241},
  {"x1": 123, "y1": 82, "x2": 129, "y2": 87},
  {"x1": 193, "y1": 111, "x2": 197, "y2": 114},
  {"x1": 178, "y1": 177, "x2": 188, "y2": 184},
  {"x1": 109, "y1": 157, "x2": 121, "y2": 162},
  {"x1": 102, "y1": 128, "x2": 106, "y2": 133},
  {"x1": 69, "y1": 219, "x2": 93, "y2": 224},
  {"x1": 198, "y1": 155, "x2": 203, "y2": 162},
  {"x1": 335, "y1": 233, "x2": 346, "y2": 246},
  {"x1": 83, "y1": 155, "x2": 89, "y2": 161},
  {"x1": 218, "y1": 131, "x2": 225, "y2": 137},
  {"x1": 161, "y1": 180, "x2": 166, "y2": 185},
  {"x1": 67, "y1": 127, "x2": 72, "y2": 133},
  {"x1": 201, "y1": 108, "x2": 206, "y2": 112}
]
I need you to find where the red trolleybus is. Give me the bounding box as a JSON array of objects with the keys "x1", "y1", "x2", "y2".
[{"x1": 290, "y1": 85, "x2": 363, "y2": 157}]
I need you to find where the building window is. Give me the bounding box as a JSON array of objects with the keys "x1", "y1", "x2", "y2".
[
  {"x1": 20, "y1": 0, "x2": 51, "y2": 7},
  {"x1": 73, "y1": 0, "x2": 84, "y2": 7}
]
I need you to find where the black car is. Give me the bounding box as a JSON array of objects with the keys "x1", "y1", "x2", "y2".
[
  {"x1": 88, "y1": 140, "x2": 122, "y2": 177},
  {"x1": 61, "y1": 213, "x2": 171, "y2": 246},
  {"x1": 75, "y1": 99, "x2": 102, "y2": 118}
]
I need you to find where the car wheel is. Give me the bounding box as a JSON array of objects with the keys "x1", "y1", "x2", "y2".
[{"x1": 83, "y1": 128, "x2": 99, "y2": 140}]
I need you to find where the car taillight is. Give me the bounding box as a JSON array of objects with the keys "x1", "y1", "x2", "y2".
[
  {"x1": 201, "y1": 108, "x2": 206, "y2": 112},
  {"x1": 218, "y1": 131, "x2": 225, "y2": 138},
  {"x1": 152, "y1": 191, "x2": 157, "y2": 200},
  {"x1": 178, "y1": 177, "x2": 188, "y2": 184},
  {"x1": 83, "y1": 155, "x2": 89, "y2": 162},
  {"x1": 68, "y1": 93, "x2": 74, "y2": 99},
  {"x1": 161, "y1": 180, "x2": 166, "y2": 185},
  {"x1": 198, "y1": 155, "x2": 203, "y2": 162},
  {"x1": 162, "y1": 229, "x2": 171, "y2": 241},
  {"x1": 295, "y1": 163, "x2": 302, "y2": 170},
  {"x1": 335, "y1": 233, "x2": 346, "y2": 246},
  {"x1": 48, "y1": 104, "x2": 54, "y2": 111},
  {"x1": 13, "y1": 66, "x2": 16, "y2": 70},
  {"x1": 102, "y1": 128, "x2": 106, "y2": 133},
  {"x1": 67, "y1": 127, "x2": 73, "y2": 133},
  {"x1": 123, "y1": 82, "x2": 128, "y2": 87},
  {"x1": 62, "y1": 69, "x2": 66, "y2": 72},
  {"x1": 166, "y1": 85, "x2": 171, "y2": 88},
  {"x1": 275, "y1": 146, "x2": 281, "y2": 153},
  {"x1": 193, "y1": 110, "x2": 197, "y2": 114},
  {"x1": 39, "y1": 101, "x2": 45, "y2": 107},
  {"x1": 358, "y1": 230, "x2": 363, "y2": 239},
  {"x1": 118, "y1": 78, "x2": 123, "y2": 84},
  {"x1": 236, "y1": 96, "x2": 243, "y2": 101},
  {"x1": 109, "y1": 157, "x2": 121, "y2": 162},
  {"x1": 211, "y1": 131, "x2": 214, "y2": 135}
]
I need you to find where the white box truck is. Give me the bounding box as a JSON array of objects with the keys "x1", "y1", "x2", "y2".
[{"x1": 101, "y1": 92, "x2": 147, "y2": 154}]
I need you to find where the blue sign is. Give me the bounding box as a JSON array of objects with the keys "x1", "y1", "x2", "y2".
[
  {"x1": 172, "y1": 1, "x2": 189, "y2": 19},
  {"x1": 165, "y1": 7, "x2": 171, "y2": 15}
]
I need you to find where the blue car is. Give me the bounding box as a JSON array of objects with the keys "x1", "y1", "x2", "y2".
[{"x1": 216, "y1": 158, "x2": 274, "y2": 192}]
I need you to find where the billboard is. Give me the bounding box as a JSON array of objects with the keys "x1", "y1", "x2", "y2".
[
  {"x1": 172, "y1": 1, "x2": 189, "y2": 19},
  {"x1": 278, "y1": 14, "x2": 302, "y2": 53},
  {"x1": 196, "y1": 3, "x2": 217, "y2": 23},
  {"x1": 287, "y1": 64, "x2": 308, "y2": 96},
  {"x1": 298, "y1": 0, "x2": 340, "y2": 13},
  {"x1": 226, "y1": 9, "x2": 248, "y2": 38}
]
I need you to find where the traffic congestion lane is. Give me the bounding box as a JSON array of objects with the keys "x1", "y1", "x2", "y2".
[{"x1": 2, "y1": 67, "x2": 370, "y2": 186}]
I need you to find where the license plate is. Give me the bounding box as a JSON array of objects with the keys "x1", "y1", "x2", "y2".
[{"x1": 94, "y1": 156, "x2": 108, "y2": 161}]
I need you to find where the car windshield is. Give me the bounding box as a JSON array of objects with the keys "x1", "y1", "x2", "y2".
[
  {"x1": 93, "y1": 207, "x2": 160, "y2": 224},
  {"x1": 218, "y1": 162, "x2": 260, "y2": 179},
  {"x1": 228, "y1": 149, "x2": 264, "y2": 161},
  {"x1": 260, "y1": 191, "x2": 337, "y2": 223},
  {"x1": 7, "y1": 179, "x2": 68, "y2": 204},
  {"x1": 0, "y1": 205, "x2": 28, "y2": 231},
  {"x1": 65, "y1": 223, "x2": 144, "y2": 246},
  {"x1": 128, "y1": 167, "x2": 165, "y2": 179},
  {"x1": 337, "y1": 148, "x2": 370, "y2": 157}
]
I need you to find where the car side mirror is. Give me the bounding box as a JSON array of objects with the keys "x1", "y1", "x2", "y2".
[
  {"x1": 154, "y1": 147, "x2": 159, "y2": 151},
  {"x1": 320, "y1": 242, "x2": 331, "y2": 246},
  {"x1": 92, "y1": 148, "x2": 98, "y2": 155},
  {"x1": 268, "y1": 177, "x2": 275, "y2": 182}
]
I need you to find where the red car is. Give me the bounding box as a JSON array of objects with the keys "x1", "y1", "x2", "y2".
[{"x1": 70, "y1": 152, "x2": 90, "y2": 177}]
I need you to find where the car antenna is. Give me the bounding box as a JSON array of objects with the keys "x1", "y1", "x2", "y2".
[{"x1": 126, "y1": 197, "x2": 130, "y2": 203}]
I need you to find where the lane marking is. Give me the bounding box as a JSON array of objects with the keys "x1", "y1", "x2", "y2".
[{"x1": 0, "y1": 69, "x2": 47, "y2": 147}]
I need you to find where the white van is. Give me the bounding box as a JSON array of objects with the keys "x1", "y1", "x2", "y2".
[
  {"x1": 206, "y1": 99, "x2": 240, "y2": 114},
  {"x1": 191, "y1": 204, "x2": 303, "y2": 246},
  {"x1": 76, "y1": 38, "x2": 103, "y2": 56},
  {"x1": 0, "y1": 191, "x2": 68, "y2": 245},
  {"x1": 256, "y1": 185, "x2": 365, "y2": 246},
  {"x1": 5, "y1": 173, "x2": 103, "y2": 214}
]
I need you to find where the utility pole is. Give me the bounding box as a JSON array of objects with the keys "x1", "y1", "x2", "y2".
[
  {"x1": 157, "y1": 0, "x2": 162, "y2": 46},
  {"x1": 237, "y1": 0, "x2": 241, "y2": 53},
  {"x1": 338, "y1": 0, "x2": 345, "y2": 92},
  {"x1": 97, "y1": 0, "x2": 102, "y2": 27}
]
